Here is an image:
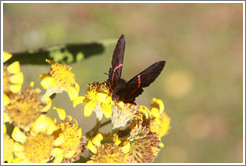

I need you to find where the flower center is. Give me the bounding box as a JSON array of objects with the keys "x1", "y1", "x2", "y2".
[
  {"x1": 112, "y1": 103, "x2": 140, "y2": 129},
  {"x1": 90, "y1": 143, "x2": 130, "y2": 163},
  {"x1": 60, "y1": 122, "x2": 81, "y2": 154},
  {"x1": 3, "y1": 68, "x2": 10, "y2": 92},
  {"x1": 49, "y1": 61, "x2": 75, "y2": 88},
  {"x1": 24, "y1": 133, "x2": 54, "y2": 163},
  {"x1": 127, "y1": 132, "x2": 160, "y2": 163},
  {"x1": 5, "y1": 87, "x2": 44, "y2": 128},
  {"x1": 86, "y1": 82, "x2": 112, "y2": 100},
  {"x1": 3, "y1": 134, "x2": 14, "y2": 162}
]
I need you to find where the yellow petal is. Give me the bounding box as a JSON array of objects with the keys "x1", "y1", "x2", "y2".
[
  {"x1": 159, "y1": 112, "x2": 171, "y2": 137},
  {"x1": 14, "y1": 151, "x2": 26, "y2": 159},
  {"x1": 31, "y1": 115, "x2": 49, "y2": 133},
  {"x1": 122, "y1": 141, "x2": 130, "y2": 154},
  {"x1": 67, "y1": 115, "x2": 73, "y2": 122},
  {"x1": 46, "y1": 59, "x2": 55, "y2": 65},
  {"x1": 160, "y1": 142, "x2": 164, "y2": 148},
  {"x1": 151, "y1": 98, "x2": 165, "y2": 113},
  {"x1": 23, "y1": 126, "x2": 30, "y2": 132},
  {"x1": 87, "y1": 160, "x2": 94, "y2": 163},
  {"x1": 41, "y1": 97, "x2": 52, "y2": 112},
  {"x1": 31, "y1": 115, "x2": 57, "y2": 135},
  {"x1": 66, "y1": 86, "x2": 78, "y2": 101},
  {"x1": 3, "y1": 114, "x2": 11, "y2": 123},
  {"x1": 113, "y1": 135, "x2": 121, "y2": 146},
  {"x1": 73, "y1": 96, "x2": 86, "y2": 107},
  {"x1": 46, "y1": 122, "x2": 58, "y2": 135},
  {"x1": 40, "y1": 77, "x2": 56, "y2": 89},
  {"x1": 3, "y1": 51, "x2": 12, "y2": 63},
  {"x1": 54, "y1": 107, "x2": 66, "y2": 121},
  {"x1": 29, "y1": 81, "x2": 34, "y2": 88},
  {"x1": 96, "y1": 93, "x2": 107, "y2": 102},
  {"x1": 9, "y1": 84, "x2": 22, "y2": 93},
  {"x1": 53, "y1": 134, "x2": 65, "y2": 146},
  {"x1": 12, "y1": 127, "x2": 27, "y2": 143},
  {"x1": 87, "y1": 140, "x2": 97, "y2": 154},
  {"x1": 13, "y1": 142, "x2": 25, "y2": 152},
  {"x1": 3, "y1": 93, "x2": 10, "y2": 107},
  {"x1": 3, "y1": 123, "x2": 6, "y2": 135},
  {"x1": 151, "y1": 108, "x2": 160, "y2": 118},
  {"x1": 101, "y1": 102, "x2": 112, "y2": 118},
  {"x1": 40, "y1": 74, "x2": 49, "y2": 80},
  {"x1": 92, "y1": 133, "x2": 103, "y2": 147},
  {"x1": 12, "y1": 157, "x2": 28, "y2": 163},
  {"x1": 139, "y1": 105, "x2": 150, "y2": 119},
  {"x1": 118, "y1": 101, "x2": 124, "y2": 109},
  {"x1": 51, "y1": 148, "x2": 63, "y2": 163},
  {"x1": 64, "y1": 150, "x2": 75, "y2": 158},
  {"x1": 52, "y1": 117, "x2": 57, "y2": 124},
  {"x1": 7, "y1": 61, "x2": 20, "y2": 74},
  {"x1": 9, "y1": 72, "x2": 24, "y2": 84},
  {"x1": 78, "y1": 127, "x2": 82, "y2": 137},
  {"x1": 84, "y1": 100, "x2": 96, "y2": 117},
  {"x1": 74, "y1": 82, "x2": 80, "y2": 93}
]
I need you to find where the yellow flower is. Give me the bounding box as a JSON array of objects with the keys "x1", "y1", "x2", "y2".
[
  {"x1": 111, "y1": 101, "x2": 141, "y2": 129},
  {"x1": 53, "y1": 107, "x2": 84, "y2": 163},
  {"x1": 128, "y1": 120, "x2": 150, "y2": 142},
  {"x1": 126, "y1": 131, "x2": 160, "y2": 163},
  {"x1": 138, "y1": 98, "x2": 170, "y2": 149},
  {"x1": 139, "y1": 105, "x2": 151, "y2": 119},
  {"x1": 3, "y1": 123, "x2": 15, "y2": 162},
  {"x1": 87, "y1": 118, "x2": 162, "y2": 163},
  {"x1": 125, "y1": 120, "x2": 162, "y2": 162},
  {"x1": 80, "y1": 82, "x2": 114, "y2": 120},
  {"x1": 12, "y1": 115, "x2": 64, "y2": 163},
  {"x1": 40, "y1": 59, "x2": 79, "y2": 101},
  {"x1": 87, "y1": 134, "x2": 132, "y2": 163},
  {"x1": 3, "y1": 51, "x2": 24, "y2": 97},
  {"x1": 87, "y1": 133, "x2": 103, "y2": 154},
  {"x1": 4, "y1": 82, "x2": 51, "y2": 131},
  {"x1": 3, "y1": 51, "x2": 12, "y2": 63},
  {"x1": 92, "y1": 133, "x2": 103, "y2": 147},
  {"x1": 87, "y1": 143, "x2": 132, "y2": 163},
  {"x1": 3, "y1": 93, "x2": 10, "y2": 107},
  {"x1": 112, "y1": 135, "x2": 121, "y2": 146},
  {"x1": 149, "y1": 98, "x2": 171, "y2": 138},
  {"x1": 121, "y1": 141, "x2": 130, "y2": 154}
]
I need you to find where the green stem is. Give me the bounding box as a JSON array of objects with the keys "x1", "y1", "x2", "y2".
[
  {"x1": 93, "y1": 119, "x2": 101, "y2": 136},
  {"x1": 85, "y1": 119, "x2": 101, "y2": 138},
  {"x1": 100, "y1": 120, "x2": 111, "y2": 128},
  {"x1": 102, "y1": 128, "x2": 119, "y2": 143},
  {"x1": 119, "y1": 136, "x2": 128, "y2": 143}
]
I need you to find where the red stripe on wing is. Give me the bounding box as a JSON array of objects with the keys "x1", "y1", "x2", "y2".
[
  {"x1": 109, "y1": 63, "x2": 123, "y2": 89},
  {"x1": 137, "y1": 74, "x2": 141, "y2": 88}
]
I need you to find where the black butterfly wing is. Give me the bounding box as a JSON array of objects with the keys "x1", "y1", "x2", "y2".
[
  {"x1": 108, "y1": 34, "x2": 125, "y2": 90},
  {"x1": 119, "y1": 61, "x2": 165, "y2": 103}
]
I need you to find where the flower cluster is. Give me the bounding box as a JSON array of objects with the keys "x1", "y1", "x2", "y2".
[
  {"x1": 2, "y1": 50, "x2": 170, "y2": 163},
  {"x1": 83, "y1": 96, "x2": 170, "y2": 163},
  {"x1": 3, "y1": 52, "x2": 83, "y2": 163}
]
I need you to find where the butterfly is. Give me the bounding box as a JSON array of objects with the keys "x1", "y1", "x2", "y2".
[{"x1": 107, "y1": 34, "x2": 165, "y2": 103}]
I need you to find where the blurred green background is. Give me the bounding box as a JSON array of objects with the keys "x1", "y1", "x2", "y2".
[{"x1": 3, "y1": 3, "x2": 243, "y2": 163}]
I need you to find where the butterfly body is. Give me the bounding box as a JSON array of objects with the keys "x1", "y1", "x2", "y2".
[
  {"x1": 110, "y1": 79, "x2": 127, "y2": 100},
  {"x1": 107, "y1": 34, "x2": 165, "y2": 103}
]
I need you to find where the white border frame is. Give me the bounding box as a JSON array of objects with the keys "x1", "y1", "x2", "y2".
[{"x1": 1, "y1": 1, "x2": 245, "y2": 165}]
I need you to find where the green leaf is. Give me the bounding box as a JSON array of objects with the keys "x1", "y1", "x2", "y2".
[{"x1": 6, "y1": 39, "x2": 117, "y2": 65}]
